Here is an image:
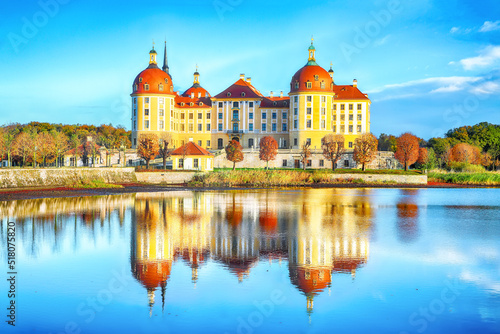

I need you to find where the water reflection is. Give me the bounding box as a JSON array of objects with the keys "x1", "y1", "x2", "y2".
[
  {"x1": 396, "y1": 189, "x2": 420, "y2": 243},
  {"x1": 130, "y1": 190, "x2": 373, "y2": 314}
]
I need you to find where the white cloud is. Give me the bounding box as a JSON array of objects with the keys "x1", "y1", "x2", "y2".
[
  {"x1": 367, "y1": 76, "x2": 480, "y2": 94},
  {"x1": 470, "y1": 81, "x2": 500, "y2": 94},
  {"x1": 374, "y1": 35, "x2": 390, "y2": 47},
  {"x1": 459, "y1": 45, "x2": 500, "y2": 70},
  {"x1": 450, "y1": 27, "x2": 460, "y2": 34},
  {"x1": 479, "y1": 20, "x2": 500, "y2": 32}
]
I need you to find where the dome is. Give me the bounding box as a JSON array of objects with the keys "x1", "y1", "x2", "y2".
[
  {"x1": 133, "y1": 260, "x2": 172, "y2": 289},
  {"x1": 182, "y1": 85, "x2": 211, "y2": 98},
  {"x1": 132, "y1": 67, "x2": 174, "y2": 95},
  {"x1": 290, "y1": 64, "x2": 333, "y2": 93}
]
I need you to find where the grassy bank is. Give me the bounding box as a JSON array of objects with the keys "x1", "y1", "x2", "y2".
[
  {"x1": 189, "y1": 170, "x2": 417, "y2": 187},
  {"x1": 428, "y1": 171, "x2": 500, "y2": 185}
]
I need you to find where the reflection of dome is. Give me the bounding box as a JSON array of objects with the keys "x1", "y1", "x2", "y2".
[
  {"x1": 289, "y1": 266, "x2": 332, "y2": 296},
  {"x1": 332, "y1": 258, "x2": 366, "y2": 273},
  {"x1": 133, "y1": 260, "x2": 172, "y2": 289}
]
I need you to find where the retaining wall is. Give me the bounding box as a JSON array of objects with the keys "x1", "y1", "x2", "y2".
[
  {"x1": 329, "y1": 173, "x2": 427, "y2": 185},
  {"x1": 135, "y1": 172, "x2": 198, "y2": 184}
]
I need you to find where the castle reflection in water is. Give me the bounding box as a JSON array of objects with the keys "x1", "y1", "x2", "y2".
[{"x1": 130, "y1": 190, "x2": 373, "y2": 313}]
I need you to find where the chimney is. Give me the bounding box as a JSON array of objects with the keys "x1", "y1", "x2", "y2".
[
  {"x1": 270, "y1": 91, "x2": 273, "y2": 98},
  {"x1": 353, "y1": 79, "x2": 357, "y2": 87},
  {"x1": 240, "y1": 73, "x2": 245, "y2": 80},
  {"x1": 280, "y1": 91, "x2": 283, "y2": 98},
  {"x1": 246, "y1": 77, "x2": 251, "y2": 84}
]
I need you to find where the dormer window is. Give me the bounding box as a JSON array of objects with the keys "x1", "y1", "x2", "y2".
[
  {"x1": 306, "y1": 82, "x2": 312, "y2": 89},
  {"x1": 180, "y1": 102, "x2": 185, "y2": 106},
  {"x1": 134, "y1": 84, "x2": 138, "y2": 91},
  {"x1": 320, "y1": 81, "x2": 325, "y2": 89},
  {"x1": 139, "y1": 77, "x2": 143, "y2": 83},
  {"x1": 190, "y1": 102, "x2": 194, "y2": 106},
  {"x1": 144, "y1": 84, "x2": 149, "y2": 91},
  {"x1": 159, "y1": 84, "x2": 164, "y2": 91},
  {"x1": 295, "y1": 81, "x2": 299, "y2": 89},
  {"x1": 241, "y1": 92, "x2": 246, "y2": 97},
  {"x1": 227, "y1": 92, "x2": 231, "y2": 97},
  {"x1": 198, "y1": 92, "x2": 201, "y2": 98},
  {"x1": 170, "y1": 86, "x2": 173, "y2": 92},
  {"x1": 284, "y1": 102, "x2": 287, "y2": 106},
  {"x1": 164, "y1": 78, "x2": 168, "y2": 84},
  {"x1": 191, "y1": 93, "x2": 194, "y2": 98},
  {"x1": 314, "y1": 75, "x2": 319, "y2": 81},
  {"x1": 273, "y1": 101, "x2": 277, "y2": 106},
  {"x1": 199, "y1": 102, "x2": 203, "y2": 106}
]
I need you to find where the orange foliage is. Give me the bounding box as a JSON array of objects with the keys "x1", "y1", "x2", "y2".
[
  {"x1": 137, "y1": 133, "x2": 159, "y2": 169},
  {"x1": 395, "y1": 133, "x2": 420, "y2": 171},
  {"x1": 259, "y1": 136, "x2": 278, "y2": 168},
  {"x1": 449, "y1": 143, "x2": 481, "y2": 164},
  {"x1": 417, "y1": 147, "x2": 428, "y2": 165},
  {"x1": 353, "y1": 133, "x2": 378, "y2": 171},
  {"x1": 225, "y1": 140, "x2": 244, "y2": 170}
]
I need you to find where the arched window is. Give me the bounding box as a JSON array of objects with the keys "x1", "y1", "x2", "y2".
[
  {"x1": 139, "y1": 77, "x2": 143, "y2": 83},
  {"x1": 227, "y1": 92, "x2": 231, "y2": 97},
  {"x1": 144, "y1": 84, "x2": 149, "y2": 91}
]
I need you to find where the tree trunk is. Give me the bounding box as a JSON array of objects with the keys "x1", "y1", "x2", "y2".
[
  {"x1": 404, "y1": 162, "x2": 408, "y2": 171},
  {"x1": 362, "y1": 163, "x2": 365, "y2": 171},
  {"x1": 332, "y1": 161, "x2": 335, "y2": 171},
  {"x1": 233, "y1": 161, "x2": 236, "y2": 171},
  {"x1": 163, "y1": 156, "x2": 166, "y2": 170},
  {"x1": 146, "y1": 159, "x2": 150, "y2": 170},
  {"x1": 266, "y1": 160, "x2": 269, "y2": 170}
]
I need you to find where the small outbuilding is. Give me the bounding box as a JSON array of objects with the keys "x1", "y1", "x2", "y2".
[{"x1": 170, "y1": 141, "x2": 214, "y2": 171}]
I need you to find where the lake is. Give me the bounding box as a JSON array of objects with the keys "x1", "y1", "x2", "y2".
[{"x1": 1, "y1": 188, "x2": 499, "y2": 333}]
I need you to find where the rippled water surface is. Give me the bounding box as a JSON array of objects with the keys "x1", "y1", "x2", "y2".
[{"x1": 1, "y1": 188, "x2": 499, "y2": 333}]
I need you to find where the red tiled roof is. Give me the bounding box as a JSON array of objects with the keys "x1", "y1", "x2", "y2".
[
  {"x1": 260, "y1": 96, "x2": 290, "y2": 108},
  {"x1": 171, "y1": 141, "x2": 213, "y2": 156},
  {"x1": 175, "y1": 95, "x2": 212, "y2": 108},
  {"x1": 333, "y1": 85, "x2": 370, "y2": 100},
  {"x1": 214, "y1": 78, "x2": 264, "y2": 99},
  {"x1": 182, "y1": 85, "x2": 211, "y2": 99},
  {"x1": 132, "y1": 67, "x2": 174, "y2": 96}
]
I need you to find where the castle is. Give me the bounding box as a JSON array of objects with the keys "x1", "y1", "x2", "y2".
[{"x1": 131, "y1": 40, "x2": 371, "y2": 157}]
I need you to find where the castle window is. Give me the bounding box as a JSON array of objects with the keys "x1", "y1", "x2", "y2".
[
  {"x1": 307, "y1": 96, "x2": 312, "y2": 102},
  {"x1": 159, "y1": 84, "x2": 164, "y2": 91},
  {"x1": 198, "y1": 140, "x2": 202, "y2": 147},
  {"x1": 307, "y1": 160, "x2": 312, "y2": 167},
  {"x1": 181, "y1": 113, "x2": 185, "y2": 119},
  {"x1": 349, "y1": 142, "x2": 353, "y2": 148},
  {"x1": 139, "y1": 77, "x2": 143, "y2": 83},
  {"x1": 294, "y1": 108, "x2": 298, "y2": 116},
  {"x1": 321, "y1": 108, "x2": 325, "y2": 115},
  {"x1": 241, "y1": 92, "x2": 246, "y2": 97},
  {"x1": 357, "y1": 125, "x2": 362, "y2": 132},
  {"x1": 206, "y1": 124, "x2": 211, "y2": 131},
  {"x1": 320, "y1": 82, "x2": 325, "y2": 89},
  {"x1": 294, "y1": 120, "x2": 298, "y2": 129},
  {"x1": 218, "y1": 138, "x2": 223, "y2": 149},
  {"x1": 145, "y1": 97, "x2": 149, "y2": 104},
  {"x1": 207, "y1": 113, "x2": 211, "y2": 119},
  {"x1": 282, "y1": 159, "x2": 287, "y2": 167},
  {"x1": 189, "y1": 124, "x2": 194, "y2": 131},
  {"x1": 314, "y1": 75, "x2": 319, "y2": 81},
  {"x1": 218, "y1": 124, "x2": 223, "y2": 131},
  {"x1": 341, "y1": 125, "x2": 345, "y2": 132},
  {"x1": 306, "y1": 81, "x2": 312, "y2": 89},
  {"x1": 170, "y1": 86, "x2": 173, "y2": 92},
  {"x1": 357, "y1": 114, "x2": 362, "y2": 121},
  {"x1": 249, "y1": 123, "x2": 253, "y2": 131},
  {"x1": 145, "y1": 120, "x2": 149, "y2": 129},
  {"x1": 134, "y1": 84, "x2": 138, "y2": 91},
  {"x1": 321, "y1": 96, "x2": 326, "y2": 103},
  {"x1": 218, "y1": 112, "x2": 223, "y2": 119},
  {"x1": 249, "y1": 102, "x2": 254, "y2": 107},
  {"x1": 227, "y1": 92, "x2": 231, "y2": 97},
  {"x1": 159, "y1": 120, "x2": 164, "y2": 129},
  {"x1": 294, "y1": 96, "x2": 298, "y2": 103},
  {"x1": 144, "y1": 84, "x2": 149, "y2": 91},
  {"x1": 181, "y1": 124, "x2": 185, "y2": 131},
  {"x1": 283, "y1": 112, "x2": 287, "y2": 119},
  {"x1": 333, "y1": 104, "x2": 337, "y2": 111},
  {"x1": 349, "y1": 114, "x2": 353, "y2": 121},
  {"x1": 207, "y1": 140, "x2": 210, "y2": 147},
  {"x1": 321, "y1": 120, "x2": 325, "y2": 129},
  {"x1": 159, "y1": 109, "x2": 164, "y2": 116},
  {"x1": 218, "y1": 102, "x2": 223, "y2": 108},
  {"x1": 340, "y1": 104, "x2": 345, "y2": 110},
  {"x1": 333, "y1": 125, "x2": 336, "y2": 132},
  {"x1": 295, "y1": 81, "x2": 299, "y2": 89},
  {"x1": 272, "y1": 112, "x2": 277, "y2": 119},
  {"x1": 262, "y1": 112, "x2": 267, "y2": 119},
  {"x1": 164, "y1": 78, "x2": 168, "y2": 84},
  {"x1": 198, "y1": 124, "x2": 202, "y2": 131},
  {"x1": 199, "y1": 102, "x2": 203, "y2": 106},
  {"x1": 133, "y1": 109, "x2": 136, "y2": 116},
  {"x1": 272, "y1": 123, "x2": 277, "y2": 132},
  {"x1": 249, "y1": 138, "x2": 254, "y2": 147},
  {"x1": 198, "y1": 113, "x2": 203, "y2": 119},
  {"x1": 189, "y1": 113, "x2": 194, "y2": 119},
  {"x1": 341, "y1": 115, "x2": 345, "y2": 121},
  {"x1": 357, "y1": 103, "x2": 362, "y2": 110},
  {"x1": 307, "y1": 108, "x2": 312, "y2": 115},
  {"x1": 190, "y1": 102, "x2": 194, "y2": 107},
  {"x1": 282, "y1": 123, "x2": 287, "y2": 131},
  {"x1": 306, "y1": 120, "x2": 311, "y2": 128},
  {"x1": 181, "y1": 102, "x2": 185, "y2": 107},
  {"x1": 349, "y1": 104, "x2": 353, "y2": 110},
  {"x1": 349, "y1": 125, "x2": 353, "y2": 133},
  {"x1": 333, "y1": 115, "x2": 337, "y2": 121},
  {"x1": 233, "y1": 101, "x2": 239, "y2": 108},
  {"x1": 249, "y1": 112, "x2": 253, "y2": 120},
  {"x1": 319, "y1": 160, "x2": 324, "y2": 167},
  {"x1": 262, "y1": 123, "x2": 267, "y2": 131},
  {"x1": 145, "y1": 109, "x2": 149, "y2": 116}
]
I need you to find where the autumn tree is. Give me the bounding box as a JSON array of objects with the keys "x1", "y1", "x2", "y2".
[
  {"x1": 36, "y1": 132, "x2": 56, "y2": 167},
  {"x1": 395, "y1": 133, "x2": 420, "y2": 171},
  {"x1": 321, "y1": 134, "x2": 345, "y2": 171},
  {"x1": 137, "y1": 133, "x2": 159, "y2": 169},
  {"x1": 2, "y1": 126, "x2": 19, "y2": 167},
  {"x1": 13, "y1": 132, "x2": 32, "y2": 166},
  {"x1": 158, "y1": 133, "x2": 173, "y2": 170},
  {"x1": 259, "y1": 136, "x2": 278, "y2": 169},
  {"x1": 69, "y1": 134, "x2": 81, "y2": 167},
  {"x1": 449, "y1": 143, "x2": 481, "y2": 165},
  {"x1": 378, "y1": 133, "x2": 397, "y2": 152},
  {"x1": 225, "y1": 139, "x2": 244, "y2": 170},
  {"x1": 52, "y1": 131, "x2": 69, "y2": 167},
  {"x1": 300, "y1": 141, "x2": 311, "y2": 171},
  {"x1": 481, "y1": 152, "x2": 493, "y2": 170},
  {"x1": 0, "y1": 128, "x2": 4, "y2": 166},
  {"x1": 79, "y1": 136, "x2": 100, "y2": 167},
  {"x1": 353, "y1": 133, "x2": 378, "y2": 171}
]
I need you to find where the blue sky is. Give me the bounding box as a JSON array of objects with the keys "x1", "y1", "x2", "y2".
[{"x1": 0, "y1": 0, "x2": 499, "y2": 139}]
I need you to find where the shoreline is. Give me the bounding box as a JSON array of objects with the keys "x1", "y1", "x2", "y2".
[{"x1": 0, "y1": 182, "x2": 497, "y2": 201}]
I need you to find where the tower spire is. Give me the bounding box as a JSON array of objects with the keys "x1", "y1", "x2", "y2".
[
  {"x1": 307, "y1": 37, "x2": 317, "y2": 65},
  {"x1": 162, "y1": 41, "x2": 169, "y2": 74}
]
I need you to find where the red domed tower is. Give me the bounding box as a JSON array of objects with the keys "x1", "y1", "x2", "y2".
[
  {"x1": 288, "y1": 39, "x2": 336, "y2": 150},
  {"x1": 131, "y1": 44, "x2": 176, "y2": 148}
]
